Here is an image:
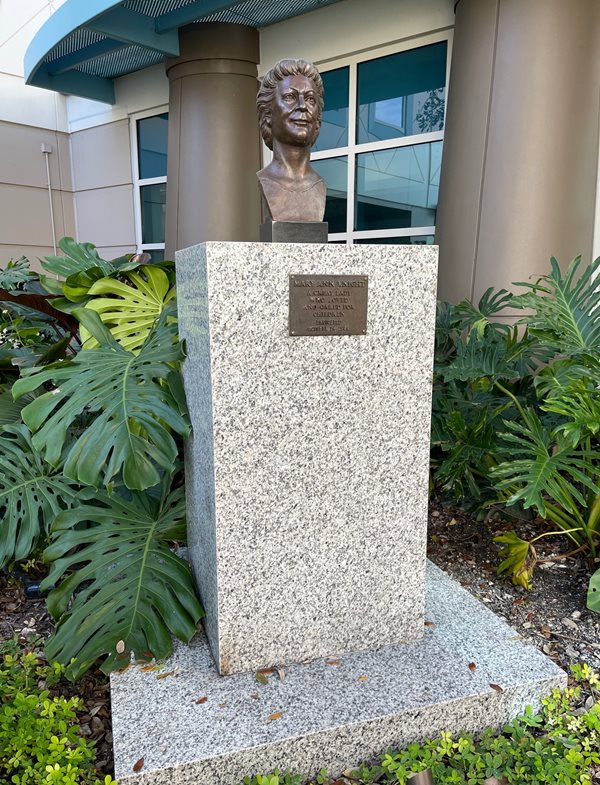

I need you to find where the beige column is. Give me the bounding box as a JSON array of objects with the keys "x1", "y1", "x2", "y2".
[
  {"x1": 436, "y1": 0, "x2": 600, "y2": 303},
  {"x1": 165, "y1": 24, "x2": 261, "y2": 257}
]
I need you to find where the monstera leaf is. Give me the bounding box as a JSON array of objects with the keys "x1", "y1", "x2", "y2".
[
  {"x1": 41, "y1": 237, "x2": 115, "y2": 279},
  {"x1": 512, "y1": 256, "x2": 600, "y2": 357},
  {"x1": 0, "y1": 258, "x2": 35, "y2": 290},
  {"x1": 12, "y1": 309, "x2": 190, "y2": 491},
  {"x1": 492, "y1": 408, "x2": 600, "y2": 519},
  {"x1": 450, "y1": 287, "x2": 514, "y2": 337},
  {"x1": 441, "y1": 327, "x2": 545, "y2": 384},
  {"x1": 42, "y1": 485, "x2": 203, "y2": 677},
  {"x1": 0, "y1": 387, "x2": 36, "y2": 425},
  {"x1": 0, "y1": 424, "x2": 80, "y2": 567},
  {"x1": 80, "y1": 266, "x2": 176, "y2": 353}
]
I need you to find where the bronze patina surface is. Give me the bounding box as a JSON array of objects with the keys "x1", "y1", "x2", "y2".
[
  {"x1": 289, "y1": 274, "x2": 368, "y2": 336},
  {"x1": 256, "y1": 59, "x2": 326, "y2": 223}
]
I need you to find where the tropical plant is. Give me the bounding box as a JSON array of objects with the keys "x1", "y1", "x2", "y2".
[
  {"x1": 13, "y1": 308, "x2": 189, "y2": 491},
  {"x1": 43, "y1": 484, "x2": 202, "y2": 678},
  {"x1": 433, "y1": 255, "x2": 600, "y2": 612},
  {"x1": 0, "y1": 239, "x2": 202, "y2": 676}
]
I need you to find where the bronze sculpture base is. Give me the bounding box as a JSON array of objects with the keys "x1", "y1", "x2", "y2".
[{"x1": 260, "y1": 220, "x2": 328, "y2": 243}]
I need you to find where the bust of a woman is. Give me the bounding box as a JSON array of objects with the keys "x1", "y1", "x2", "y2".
[{"x1": 256, "y1": 59, "x2": 326, "y2": 223}]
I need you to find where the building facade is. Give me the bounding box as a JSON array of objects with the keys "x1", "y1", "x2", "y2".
[{"x1": 1, "y1": 0, "x2": 599, "y2": 303}]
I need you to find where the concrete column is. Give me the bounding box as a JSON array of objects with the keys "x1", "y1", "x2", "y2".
[
  {"x1": 165, "y1": 24, "x2": 261, "y2": 257},
  {"x1": 435, "y1": 0, "x2": 600, "y2": 303}
]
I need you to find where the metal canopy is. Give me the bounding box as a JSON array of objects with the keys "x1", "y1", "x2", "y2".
[{"x1": 25, "y1": 0, "x2": 343, "y2": 104}]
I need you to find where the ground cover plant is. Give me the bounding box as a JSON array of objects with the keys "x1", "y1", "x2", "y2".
[
  {"x1": 0, "y1": 239, "x2": 202, "y2": 678},
  {"x1": 431, "y1": 256, "x2": 600, "y2": 611},
  {"x1": 0, "y1": 636, "x2": 115, "y2": 785},
  {"x1": 238, "y1": 664, "x2": 600, "y2": 784}
]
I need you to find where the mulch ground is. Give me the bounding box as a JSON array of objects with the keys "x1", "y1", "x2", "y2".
[{"x1": 0, "y1": 500, "x2": 599, "y2": 781}]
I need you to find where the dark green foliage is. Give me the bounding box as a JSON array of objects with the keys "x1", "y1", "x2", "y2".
[
  {"x1": 0, "y1": 241, "x2": 202, "y2": 678},
  {"x1": 432, "y1": 256, "x2": 599, "y2": 609},
  {"x1": 43, "y1": 485, "x2": 202, "y2": 677},
  {"x1": 0, "y1": 424, "x2": 80, "y2": 568},
  {"x1": 13, "y1": 308, "x2": 189, "y2": 491}
]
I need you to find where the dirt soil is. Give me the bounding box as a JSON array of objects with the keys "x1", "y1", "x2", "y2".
[
  {"x1": 0, "y1": 501, "x2": 599, "y2": 781},
  {"x1": 427, "y1": 500, "x2": 600, "y2": 672}
]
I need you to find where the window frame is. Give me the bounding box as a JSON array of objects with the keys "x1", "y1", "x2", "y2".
[
  {"x1": 129, "y1": 106, "x2": 169, "y2": 257},
  {"x1": 311, "y1": 30, "x2": 453, "y2": 244}
]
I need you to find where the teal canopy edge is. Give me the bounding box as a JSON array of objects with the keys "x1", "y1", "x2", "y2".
[{"x1": 24, "y1": 0, "x2": 244, "y2": 104}]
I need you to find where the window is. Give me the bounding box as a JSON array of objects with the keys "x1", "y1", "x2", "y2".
[
  {"x1": 131, "y1": 110, "x2": 168, "y2": 261},
  {"x1": 311, "y1": 38, "x2": 449, "y2": 244}
]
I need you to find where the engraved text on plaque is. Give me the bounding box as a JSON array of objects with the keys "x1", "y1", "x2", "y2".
[{"x1": 289, "y1": 274, "x2": 368, "y2": 336}]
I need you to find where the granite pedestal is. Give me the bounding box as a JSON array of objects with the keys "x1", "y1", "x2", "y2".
[
  {"x1": 110, "y1": 562, "x2": 566, "y2": 785},
  {"x1": 109, "y1": 241, "x2": 565, "y2": 785},
  {"x1": 176, "y1": 242, "x2": 438, "y2": 675}
]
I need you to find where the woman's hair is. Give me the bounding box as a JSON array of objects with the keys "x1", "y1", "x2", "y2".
[{"x1": 257, "y1": 59, "x2": 324, "y2": 150}]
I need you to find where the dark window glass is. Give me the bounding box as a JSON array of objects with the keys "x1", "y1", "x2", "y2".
[
  {"x1": 140, "y1": 183, "x2": 166, "y2": 243},
  {"x1": 357, "y1": 42, "x2": 447, "y2": 144},
  {"x1": 312, "y1": 67, "x2": 349, "y2": 152},
  {"x1": 144, "y1": 249, "x2": 165, "y2": 262},
  {"x1": 311, "y1": 156, "x2": 348, "y2": 233},
  {"x1": 137, "y1": 113, "x2": 168, "y2": 179},
  {"x1": 354, "y1": 235, "x2": 434, "y2": 245},
  {"x1": 355, "y1": 142, "x2": 441, "y2": 231}
]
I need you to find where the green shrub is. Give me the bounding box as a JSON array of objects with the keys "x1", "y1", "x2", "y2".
[
  {"x1": 240, "y1": 665, "x2": 600, "y2": 785},
  {"x1": 432, "y1": 256, "x2": 600, "y2": 609},
  {"x1": 0, "y1": 239, "x2": 203, "y2": 677},
  {"x1": 0, "y1": 638, "x2": 115, "y2": 785}
]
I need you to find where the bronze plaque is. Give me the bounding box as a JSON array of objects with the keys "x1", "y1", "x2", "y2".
[{"x1": 289, "y1": 274, "x2": 368, "y2": 336}]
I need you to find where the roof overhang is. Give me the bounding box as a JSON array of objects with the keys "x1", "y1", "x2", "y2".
[{"x1": 25, "y1": 0, "x2": 343, "y2": 104}]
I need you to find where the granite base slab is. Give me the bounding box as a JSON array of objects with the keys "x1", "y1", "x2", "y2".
[{"x1": 111, "y1": 562, "x2": 565, "y2": 785}]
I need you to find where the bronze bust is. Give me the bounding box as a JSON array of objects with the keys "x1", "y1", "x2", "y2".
[{"x1": 256, "y1": 59, "x2": 326, "y2": 223}]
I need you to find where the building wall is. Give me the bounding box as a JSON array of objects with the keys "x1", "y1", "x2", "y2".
[
  {"x1": 70, "y1": 119, "x2": 136, "y2": 259},
  {"x1": 0, "y1": 0, "x2": 73, "y2": 269},
  {"x1": 4, "y1": 0, "x2": 600, "y2": 293},
  {"x1": 259, "y1": 0, "x2": 454, "y2": 72}
]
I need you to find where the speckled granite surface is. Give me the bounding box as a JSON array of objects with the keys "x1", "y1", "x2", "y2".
[
  {"x1": 111, "y1": 562, "x2": 566, "y2": 785},
  {"x1": 176, "y1": 242, "x2": 438, "y2": 674}
]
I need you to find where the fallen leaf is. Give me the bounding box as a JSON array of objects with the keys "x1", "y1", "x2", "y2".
[
  {"x1": 267, "y1": 712, "x2": 283, "y2": 722},
  {"x1": 509, "y1": 635, "x2": 523, "y2": 641},
  {"x1": 512, "y1": 597, "x2": 526, "y2": 606},
  {"x1": 540, "y1": 624, "x2": 552, "y2": 637},
  {"x1": 140, "y1": 664, "x2": 159, "y2": 673},
  {"x1": 116, "y1": 640, "x2": 125, "y2": 654},
  {"x1": 156, "y1": 670, "x2": 176, "y2": 680},
  {"x1": 277, "y1": 667, "x2": 286, "y2": 682},
  {"x1": 325, "y1": 657, "x2": 341, "y2": 666},
  {"x1": 448, "y1": 517, "x2": 458, "y2": 526},
  {"x1": 424, "y1": 620, "x2": 436, "y2": 628},
  {"x1": 468, "y1": 662, "x2": 476, "y2": 672},
  {"x1": 489, "y1": 683, "x2": 504, "y2": 693},
  {"x1": 195, "y1": 696, "x2": 208, "y2": 704},
  {"x1": 255, "y1": 672, "x2": 269, "y2": 685},
  {"x1": 358, "y1": 675, "x2": 369, "y2": 682},
  {"x1": 257, "y1": 668, "x2": 275, "y2": 675},
  {"x1": 133, "y1": 758, "x2": 144, "y2": 772},
  {"x1": 526, "y1": 611, "x2": 534, "y2": 622},
  {"x1": 141, "y1": 651, "x2": 154, "y2": 658}
]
